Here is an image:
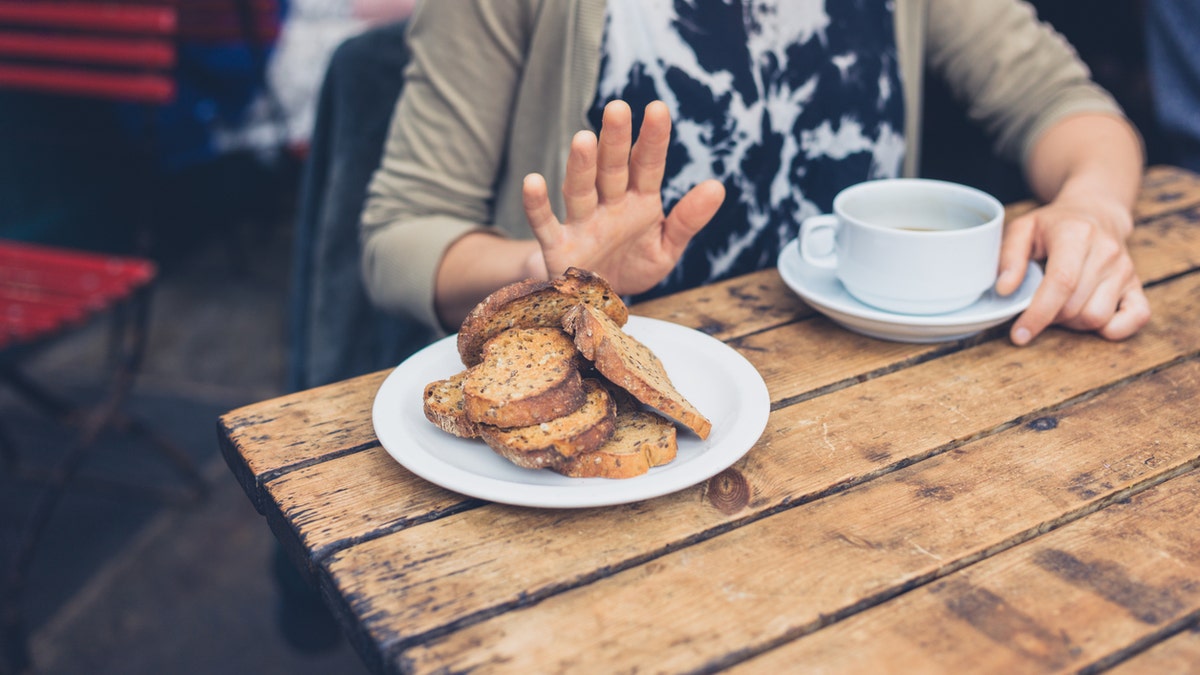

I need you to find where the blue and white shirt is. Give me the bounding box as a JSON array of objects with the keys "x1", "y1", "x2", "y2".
[{"x1": 589, "y1": 0, "x2": 907, "y2": 299}]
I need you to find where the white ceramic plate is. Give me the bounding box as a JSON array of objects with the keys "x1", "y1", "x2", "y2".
[
  {"x1": 371, "y1": 316, "x2": 770, "y2": 509},
  {"x1": 777, "y1": 238, "x2": 1042, "y2": 343}
]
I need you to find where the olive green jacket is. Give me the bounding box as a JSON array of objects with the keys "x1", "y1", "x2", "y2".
[{"x1": 362, "y1": 0, "x2": 1125, "y2": 331}]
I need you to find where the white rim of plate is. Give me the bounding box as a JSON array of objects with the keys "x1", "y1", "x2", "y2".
[{"x1": 371, "y1": 316, "x2": 770, "y2": 508}]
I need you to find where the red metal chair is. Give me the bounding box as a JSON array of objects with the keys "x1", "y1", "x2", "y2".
[{"x1": 0, "y1": 1, "x2": 279, "y2": 670}]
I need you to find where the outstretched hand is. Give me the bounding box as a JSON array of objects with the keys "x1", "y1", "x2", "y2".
[
  {"x1": 521, "y1": 100, "x2": 725, "y2": 296},
  {"x1": 996, "y1": 195, "x2": 1150, "y2": 346}
]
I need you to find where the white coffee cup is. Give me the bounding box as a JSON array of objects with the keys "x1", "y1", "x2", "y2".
[{"x1": 798, "y1": 178, "x2": 1005, "y2": 315}]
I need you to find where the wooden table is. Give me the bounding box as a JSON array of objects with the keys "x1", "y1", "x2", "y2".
[{"x1": 220, "y1": 165, "x2": 1200, "y2": 674}]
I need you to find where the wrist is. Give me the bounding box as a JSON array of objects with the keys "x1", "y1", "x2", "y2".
[
  {"x1": 435, "y1": 234, "x2": 549, "y2": 329},
  {"x1": 1053, "y1": 180, "x2": 1135, "y2": 240}
]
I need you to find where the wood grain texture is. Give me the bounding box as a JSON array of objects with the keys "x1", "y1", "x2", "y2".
[
  {"x1": 326, "y1": 274, "x2": 1200, "y2": 669},
  {"x1": 632, "y1": 268, "x2": 810, "y2": 339},
  {"x1": 245, "y1": 175, "x2": 1200, "y2": 562},
  {"x1": 1134, "y1": 165, "x2": 1200, "y2": 220},
  {"x1": 213, "y1": 166, "x2": 1200, "y2": 674},
  {"x1": 221, "y1": 165, "x2": 1200, "y2": 509},
  {"x1": 219, "y1": 370, "x2": 387, "y2": 510},
  {"x1": 399, "y1": 362, "x2": 1200, "y2": 674},
  {"x1": 266, "y1": 447, "x2": 476, "y2": 559},
  {"x1": 1106, "y1": 624, "x2": 1200, "y2": 674},
  {"x1": 729, "y1": 469, "x2": 1200, "y2": 674}
]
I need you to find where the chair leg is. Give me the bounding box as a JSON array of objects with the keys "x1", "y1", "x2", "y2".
[
  {"x1": 1, "y1": 290, "x2": 208, "y2": 503},
  {"x1": 2, "y1": 387, "x2": 112, "y2": 675},
  {"x1": 106, "y1": 289, "x2": 209, "y2": 501},
  {"x1": 1, "y1": 288, "x2": 208, "y2": 673}
]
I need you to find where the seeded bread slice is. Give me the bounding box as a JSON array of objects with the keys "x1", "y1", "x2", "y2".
[
  {"x1": 462, "y1": 327, "x2": 585, "y2": 428},
  {"x1": 563, "y1": 304, "x2": 712, "y2": 440},
  {"x1": 554, "y1": 408, "x2": 678, "y2": 479},
  {"x1": 457, "y1": 267, "x2": 628, "y2": 367},
  {"x1": 422, "y1": 370, "x2": 480, "y2": 438},
  {"x1": 479, "y1": 378, "x2": 616, "y2": 470}
]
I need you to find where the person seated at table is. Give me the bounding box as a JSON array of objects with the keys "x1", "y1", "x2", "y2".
[{"x1": 360, "y1": 0, "x2": 1149, "y2": 347}]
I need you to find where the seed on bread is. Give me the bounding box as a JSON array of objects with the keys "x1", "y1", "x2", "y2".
[
  {"x1": 554, "y1": 408, "x2": 678, "y2": 479},
  {"x1": 462, "y1": 327, "x2": 586, "y2": 428},
  {"x1": 563, "y1": 303, "x2": 712, "y2": 440},
  {"x1": 422, "y1": 370, "x2": 479, "y2": 438},
  {"x1": 457, "y1": 267, "x2": 628, "y2": 367},
  {"x1": 423, "y1": 271, "x2": 711, "y2": 479},
  {"x1": 479, "y1": 378, "x2": 617, "y2": 469}
]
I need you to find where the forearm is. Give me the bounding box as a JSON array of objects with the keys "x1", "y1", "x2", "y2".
[
  {"x1": 434, "y1": 233, "x2": 545, "y2": 330},
  {"x1": 1024, "y1": 113, "x2": 1144, "y2": 235}
]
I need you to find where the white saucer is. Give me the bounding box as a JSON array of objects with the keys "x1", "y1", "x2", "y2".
[{"x1": 777, "y1": 239, "x2": 1043, "y2": 343}]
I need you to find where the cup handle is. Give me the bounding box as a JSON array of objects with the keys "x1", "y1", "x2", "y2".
[{"x1": 799, "y1": 214, "x2": 839, "y2": 269}]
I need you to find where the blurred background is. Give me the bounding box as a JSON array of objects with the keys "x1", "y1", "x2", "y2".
[{"x1": 0, "y1": 1, "x2": 1176, "y2": 673}]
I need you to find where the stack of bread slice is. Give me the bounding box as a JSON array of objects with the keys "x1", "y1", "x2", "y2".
[{"x1": 422, "y1": 268, "x2": 711, "y2": 479}]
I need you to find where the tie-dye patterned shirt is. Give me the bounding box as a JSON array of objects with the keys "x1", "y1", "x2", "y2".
[{"x1": 589, "y1": 0, "x2": 906, "y2": 300}]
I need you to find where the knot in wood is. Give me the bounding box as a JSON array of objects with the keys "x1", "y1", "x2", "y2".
[
  {"x1": 706, "y1": 468, "x2": 750, "y2": 514},
  {"x1": 1027, "y1": 416, "x2": 1059, "y2": 432}
]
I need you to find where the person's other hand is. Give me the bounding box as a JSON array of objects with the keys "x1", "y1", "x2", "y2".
[
  {"x1": 521, "y1": 100, "x2": 725, "y2": 295},
  {"x1": 995, "y1": 196, "x2": 1150, "y2": 346}
]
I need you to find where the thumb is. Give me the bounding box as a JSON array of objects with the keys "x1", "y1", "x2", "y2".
[
  {"x1": 996, "y1": 213, "x2": 1035, "y2": 296},
  {"x1": 523, "y1": 173, "x2": 561, "y2": 248},
  {"x1": 661, "y1": 179, "x2": 725, "y2": 254}
]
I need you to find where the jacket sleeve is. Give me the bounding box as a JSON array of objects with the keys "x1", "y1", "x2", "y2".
[
  {"x1": 360, "y1": 0, "x2": 536, "y2": 331},
  {"x1": 923, "y1": 0, "x2": 1127, "y2": 169}
]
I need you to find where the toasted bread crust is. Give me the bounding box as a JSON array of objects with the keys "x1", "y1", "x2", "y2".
[
  {"x1": 479, "y1": 379, "x2": 616, "y2": 469},
  {"x1": 457, "y1": 268, "x2": 627, "y2": 367},
  {"x1": 463, "y1": 328, "x2": 585, "y2": 428},
  {"x1": 425, "y1": 270, "x2": 712, "y2": 479},
  {"x1": 564, "y1": 304, "x2": 712, "y2": 440},
  {"x1": 422, "y1": 370, "x2": 480, "y2": 438},
  {"x1": 554, "y1": 409, "x2": 678, "y2": 479}
]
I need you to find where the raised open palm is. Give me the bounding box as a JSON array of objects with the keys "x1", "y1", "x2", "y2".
[{"x1": 522, "y1": 100, "x2": 725, "y2": 296}]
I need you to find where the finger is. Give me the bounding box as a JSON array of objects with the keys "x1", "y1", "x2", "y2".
[
  {"x1": 996, "y1": 214, "x2": 1035, "y2": 296},
  {"x1": 596, "y1": 100, "x2": 633, "y2": 202},
  {"x1": 1098, "y1": 281, "x2": 1151, "y2": 341},
  {"x1": 1059, "y1": 272, "x2": 1124, "y2": 332},
  {"x1": 523, "y1": 173, "x2": 561, "y2": 246},
  {"x1": 661, "y1": 179, "x2": 725, "y2": 255},
  {"x1": 562, "y1": 130, "x2": 599, "y2": 223},
  {"x1": 1009, "y1": 223, "x2": 1089, "y2": 346},
  {"x1": 1057, "y1": 236, "x2": 1124, "y2": 321},
  {"x1": 629, "y1": 101, "x2": 672, "y2": 195}
]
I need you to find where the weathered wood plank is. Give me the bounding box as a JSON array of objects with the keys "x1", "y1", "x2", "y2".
[
  {"x1": 631, "y1": 268, "x2": 811, "y2": 338},
  {"x1": 256, "y1": 311, "x2": 938, "y2": 558},
  {"x1": 218, "y1": 370, "x2": 387, "y2": 510},
  {"x1": 221, "y1": 169, "x2": 1200, "y2": 508},
  {"x1": 1106, "y1": 624, "x2": 1200, "y2": 675},
  {"x1": 267, "y1": 447, "x2": 476, "y2": 558},
  {"x1": 396, "y1": 361, "x2": 1200, "y2": 674},
  {"x1": 253, "y1": 201, "x2": 1200, "y2": 556},
  {"x1": 322, "y1": 275, "x2": 1200, "y2": 667},
  {"x1": 1135, "y1": 164, "x2": 1200, "y2": 220},
  {"x1": 1129, "y1": 203, "x2": 1200, "y2": 280},
  {"x1": 213, "y1": 167, "x2": 1200, "y2": 673},
  {"x1": 727, "y1": 470, "x2": 1200, "y2": 674},
  {"x1": 732, "y1": 317, "x2": 964, "y2": 405}
]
